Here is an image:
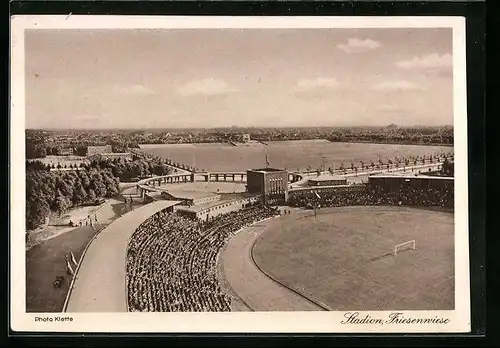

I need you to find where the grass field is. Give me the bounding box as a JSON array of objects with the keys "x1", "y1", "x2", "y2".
[
  {"x1": 26, "y1": 225, "x2": 102, "y2": 312},
  {"x1": 28, "y1": 155, "x2": 89, "y2": 167},
  {"x1": 252, "y1": 206, "x2": 454, "y2": 310},
  {"x1": 26, "y1": 199, "x2": 135, "y2": 312}
]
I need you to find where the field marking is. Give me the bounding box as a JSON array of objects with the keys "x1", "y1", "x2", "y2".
[
  {"x1": 220, "y1": 218, "x2": 327, "y2": 311},
  {"x1": 252, "y1": 206, "x2": 454, "y2": 311},
  {"x1": 249, "y1": 227, "x2": 332, "y2": 311},
  {"x1": 217, "y1": 217, "x2": 282, "y2": 312}
]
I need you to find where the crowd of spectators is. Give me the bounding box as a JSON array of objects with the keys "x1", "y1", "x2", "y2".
[
  {"x1": 126, "y1": 204, "x2": 279, "y2": 312},
  {"x1": 288, "y1": 186, "x2": 453, "y2": 209}
]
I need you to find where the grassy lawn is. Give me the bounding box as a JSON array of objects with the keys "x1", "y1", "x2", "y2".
[
  {"x1": 26, "y1": 225, "x2": 102, "y2": 312},
  {"x1": 252, "y1": 206, "x2": 454, "y2": 310},
  {"x1": 25, "y1": 199, "x2": 137, "y2": 313}
]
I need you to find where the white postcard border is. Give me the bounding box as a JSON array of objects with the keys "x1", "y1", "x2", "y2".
[{"x1": 10, "y1": 15, "x2": 470, "y2": 333}]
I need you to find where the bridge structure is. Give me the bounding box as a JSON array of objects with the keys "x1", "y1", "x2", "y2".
[
  {"x1": 134, "y1": 160, "x2": 448, "y2": 201},
  {"x1": 135, "y1": 171, "x2": 304, "y2": 200},
  {"x1": 129, "y1": 148, "x2": 194, "y2": 173}
]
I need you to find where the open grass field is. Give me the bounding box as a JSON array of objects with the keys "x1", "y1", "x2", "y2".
[
  {"x1": 141, "y1": 141, "x2": 453, "y2": 172},
  {"x1": 28, "y1": 155, "x2": 89, "y2": 167},
  {"x1": 26, "y1": 199, "x2": 134, "y2": 312},
  {"x1": 252, "y1": 206, "x2": 454, "y2": 310},
  {"x1": 26, "y1": 225, "x2": 102, "y2": 312}
]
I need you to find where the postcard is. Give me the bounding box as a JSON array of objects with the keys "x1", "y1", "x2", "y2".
[{"x1": 10, "y1": 15, "x2": 470, "y2": 333}]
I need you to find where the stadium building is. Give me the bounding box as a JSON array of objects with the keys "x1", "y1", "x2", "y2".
[
  {"x1": 308, "y1": 174, "x2": 347, "y2": 187},
  {"x1": 59, "y1": 147, "x2": 74, "y2": 156},
  {"x1": 246, "y1": 168, "x2": 289, "y2": 205},
  {"x1": 368, "y1": 174, "x2": 454, "y2": 192},
  {"x1": 176, "y1": 195, "x2": 260, "y2": 221},
  {"x1": 160, "y1": 190, "x2": 222, "y2": 206}
]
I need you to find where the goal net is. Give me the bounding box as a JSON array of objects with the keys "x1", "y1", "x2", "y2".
[{"x1": 394, "y1": 240, "x2": 416, "y2": 256}]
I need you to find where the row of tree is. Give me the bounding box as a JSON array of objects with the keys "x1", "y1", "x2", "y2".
[
  {"x1": 26, "y1": 155, "x2": 176, "y2": 182},
  {"x1": 25, "y1": 139, "x2": 141, "y2": 159},
  {"x1": 304, "y1": 153, "x2": 454, "y2": 174},
  {"x1": 328, "y1": 133, "x2": 453, "y2": 145},
  {"x1": 26, "y1": 126, "x2": 454, "y2": 154},
  {"x1": 87, "y1": 157, "x2": 173, "y2": 181},
  {"x1": 26, "y1": 167, "x2": 120, "y2": 230}
]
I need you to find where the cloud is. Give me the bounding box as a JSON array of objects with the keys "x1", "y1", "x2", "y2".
[
  {"x1": 396, "y1": 53, "x2": 452, "y2": 70},
  {"x1": 178, "y1": 78, "x2": 238, "y2": 96},
  {"x1": 337, "y1": 38, "x2": 381, "y2": 54},
  {"x1": 373, "y1": 80, "x2": 423, "y2": 91},
  {"x1": 295, "y1": 78, "x2": 340, "y2": 91}
]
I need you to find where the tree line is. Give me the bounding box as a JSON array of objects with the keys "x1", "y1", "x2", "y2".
[
  {"x1": 26, "y1": 155, "x2": 175, "y2": 181},
  {"x1": 25, "y1": 155, "x2": 177, "y2": 231},
  {"x1": 26, "y1": 166, "x2": 120, "y2": 231},
  {"x1": 327, "y1": 133, "x2": 453, "y2": 145},
  {"x1": 87, "y1": 157, "x2": 173, "y2": 181},
  {"x1": 25, "y1": 137, "x2": 140, "y2": 159},
  {"x1": 26, "y1": 126, "x2": 453, "y2": 155}
]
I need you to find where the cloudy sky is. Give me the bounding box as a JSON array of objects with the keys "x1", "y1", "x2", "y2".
[{"x1": 25, "y1": 28, "x2": 453, "y2": 129}]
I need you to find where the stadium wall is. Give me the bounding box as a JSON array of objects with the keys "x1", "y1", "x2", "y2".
[
  {"x1": 289, "y1": 184, "x2": 367, "y2": 198},
  {"x1": 368, "y1": 176, "x2": 454, "y2": 192}
]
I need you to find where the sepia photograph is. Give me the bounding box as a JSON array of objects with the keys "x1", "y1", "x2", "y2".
[{"x1": 10, "y1": 15, "x2": 470, "y2": 333}]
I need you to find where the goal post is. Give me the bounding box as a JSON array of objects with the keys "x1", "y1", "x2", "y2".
[{"x1": 394, "y1": 240, "x2": 416, "y2": 256}]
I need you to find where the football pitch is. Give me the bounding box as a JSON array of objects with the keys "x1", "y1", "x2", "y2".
[{"x1": 252, "y1": 206, "x2": 454, "y2": 310}]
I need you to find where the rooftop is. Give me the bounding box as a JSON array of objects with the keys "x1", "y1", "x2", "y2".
[
  {"x1": 309, "y1": 174, "x2": 347, "y2": 182},
  {"x1": 100, "y1": 152, "x2": 131, "y2": 155},
  {"x1": 88, "y1": 145, "x2": 111, "y2": 149},
  {"x1": 163, "y1": 190, "x2": 220, "y2": 200},
  {"x1": 250, "y1": 168, "x2": 286, "y2": 173},
  {"x1": 369, "y1": 174, "x2": 454, "y2": 181},
  {"x1": 176, "y1": 199, "x2": 238, "y2": 213}
]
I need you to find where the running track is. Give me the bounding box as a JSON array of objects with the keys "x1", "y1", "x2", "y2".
[
  {"x1": 220, "y1": 218, "x2": 325, "y2": 311},
  {"x1": 65, "y1": 200, "x2": 180, "y2": 312}
]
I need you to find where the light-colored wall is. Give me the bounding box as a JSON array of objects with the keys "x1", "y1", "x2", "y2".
[
  {"x1": 99, "y1": 153, "x2": 132, "y2": 161},
  {"x1": 177, "y1": 196, "x2": 260, "y2": 221},
  {"x1": 86, "y1": 145, "x2": 112, "y2": 157},
  {"x1": 192, "y1": 194, "x2": 221, "y2": 206}
]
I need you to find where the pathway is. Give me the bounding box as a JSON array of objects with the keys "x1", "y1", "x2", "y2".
[
  {"x1": 220, "y1": 218, "x2": 324, "y2": 311},
  {"x1": 65, "y1": 200, "x2": 180, "y2": 312}
]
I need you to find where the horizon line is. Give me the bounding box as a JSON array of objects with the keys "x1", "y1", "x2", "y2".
[{"x1": 26, "y1": 124, "x2": 454, "y2": 131}]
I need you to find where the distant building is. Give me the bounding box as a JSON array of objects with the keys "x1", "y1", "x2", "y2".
[
  {"x1": 160, "y1": 190, "x2": 221, "y2": 206},
  {"x1": 247, "y1": 168, "x2": 289, "y2": 205},
  {"x1": 97, "y1": 152, "x2": 133, "y2": 161},
  {"x1": 59, "y1": 148, "x2": 74, "y2": 156},
  {"x1": 86, "y1": 145, "x2": 112, "y2": 157},
  {"x1": 242, "y1": 134, "x2": 251, "y2": 142},
  {"x1": 176, "y1": 196, "x2": 260, "y2": 221},
  {"x1": 368, "y1": 174, "x2": 454, "y2": 192},
  {"x1": 308, "y1": 174, "x2": 347, "y2": 187}
]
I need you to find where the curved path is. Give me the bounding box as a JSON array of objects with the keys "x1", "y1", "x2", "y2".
[
  {"x1": 220, "y1": 218, "x2": 325, "y2": 311},
  {"x1": 65, "y1": 200, "x2": 180, "y2": 312}
]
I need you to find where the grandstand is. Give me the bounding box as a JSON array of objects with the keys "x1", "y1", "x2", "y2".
[
  {"x1": 176, "y1": 195, "x2": 260, "y2": 221},
  {"x1": 368, "y1": 173, "x2": 454, "y2": 192},
  {"x1": 126, "y1": 204, "x2": 279, "y2": 311},
  {"x1": 161, "y1": 190, "x2": 222, "y2": 206},
  {"x1": 122, "y1": 158, "x2": 454, "y2": 312},
  {"x1": 307, "y1": 174, "x2": 347, "y2": 187}
]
